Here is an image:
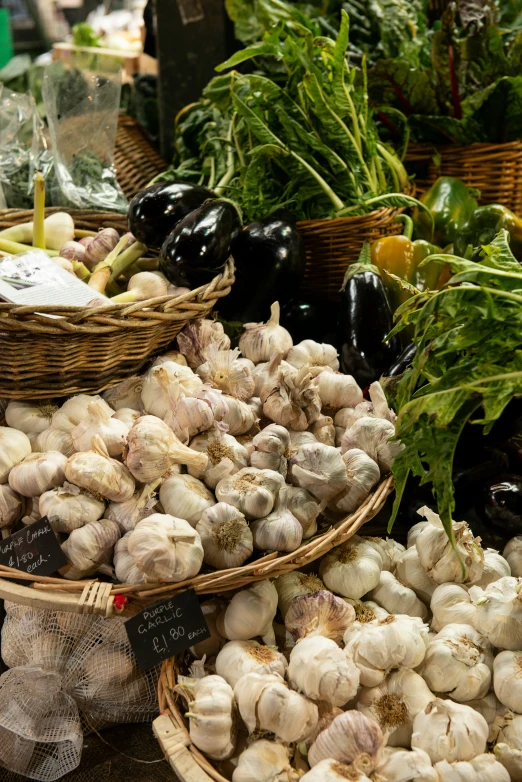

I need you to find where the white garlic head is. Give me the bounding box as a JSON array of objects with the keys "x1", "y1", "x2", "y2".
[
  {"x1": 102, "y1": 375, "x2": 144, "y2": 411},
  {"x1": 197, "y1": 346, "x2": 255, "y2": 401},
  {"x1": 415, "y1": 508, "x2": 484, "y2": 585},
  {"x1": 112, "y1": 407, "x2": 141, "y2": 429},
  {"x1": 253, "y1": 355, "x2": 296, "y2": 397},
  {"x1": 288, "y1": 635, "x2": 360, "y2": 706},
  {"x1": 177, "y1": 318, "x2": 231, "y2": 369},
  {"x1": 341, "y1": 416, "x2": 402, "y2": 473},
  {"x1": 286, "y1": 339, "x2": 339, "y2": 372},
  {"x1": 215, "y1": 467, "x2": 284, "y2": 520},
  {"x1": 5, "y1": 400, "x2": 58, "y2": 434},
  {"x1": 285, "y1": 589, "x2": 355, "y2": 644},
  {"x1": 127, "y1": 513, "x2": 203, "y2": 582},
  {"x1": 411, "y1": 698, "x2": 488, "y2": 763},
  {"x1": 308, "y1": 710, "x2": 384, "y2": 772},
  {"x1": 319, "y1": 535, "x2": 383, "y2": 599},
  {"x1": 105, "y1": 481, "x2": 160, "y2": 533},
  {"x1": 471, "y1": 576, "x2": 522, "y2": 650},
  {"x1": 301, "y1": 759, "x2": 371, "y2": 782},
  {"x1": 394, "y1": 546, "x2": 436, "y2": 604},
  {"x1": 220, "y1": 395, "x2": 257, "y2": 435},
  {"x1": 368, "y1": 570, "x2": 429, "y2": 620},
  {"x1": 284, "y1": 486, "x2": 320, "y2": 539},
  {"x1": 188, "y1": 428, "x2": 249, "y2": 489},
  {"x1": 430, "y1": 583, "x2": 477, "y2": 632},
  {"x1": 474, "y1": 548, "x2": 511, "y2": 587},
  {"x1": 274, "y1": 570, "x2": 325, "y2": 619},
  {"x1": 65, "y1": 436, "x2": 135, "y2": 502},
  {"x1": 34, "y1": 427, "x2": 75, "y2": 457},
  {"x1": 196, "y1": 502, "x2": 253, "y2": 569},
  {"x1": 504, "y1": 536, "x2": 522, "y2": 578},
  {"x1": 72, "y1": 399, "x2": 129, "y2": 457},
  {"x1": 310, "y1": 413, "x2": 336, "y2": 446},
  {"x1": 316, "y1": 372, "x2": 363, "y2": 410},
  {"x1": 40, "y1": 483, "x2": 105, "y2": 533},
  {"x1": 0, "y1": 426, "x2": 32, "y2": 483},
  {"x1": 250, "y1": 486, "x2": 303, "y2": 553},
  {"x1": 0, "y1": 485, "x2": 22, "y2": 529},
  {"x1": 217, "y1": 580, "x2": 278, "y2": 645},
  {"x1": 492, "y1": 711, "x2": 522, "y2": 782},
  {"x1": 328, "y1": 449, "x2": 380, "y2": 516},
  {"x1": 9, "y1": 451, "x2": 67, "y2": 497},
  {"x1": 420, "y1": 623, "x2": 493, "y2": 702},
  {"x1": 159, "y1": 472, "x2": 215, "y2": 527},
  {"x1": 493, "y1": 650, "x2": 522, "y2": 713},
  {"x1": 374, "y1": 747, "x2": 438, "y2": 782},
  {"x1": 357, "y1": 669, "x2": 435, "y2": 748},
  {"x1": 239, "y1": 302, "x2": 293, "y2": 363},
  {"x1": 290, "y1": 442, "x2": 348, "y2": 502},
  {"x1": 232, "y1": 739, "x2": 300, "y2": 782},
  {"x1": 216, "y1": 640, "x2": 288, "y2": 688},
  {"x1": 113, "y1": 532, "x2": 147, "y2": 584},
  {"x1": 261, "y1": 362, "x2": 322, "y2": 432},
  {"x1": 141, "y1": 361, "x2": 202, "y2": 419},
  {"x1": 125, "y1": 415, "x2": 207, "y2": 482},
  {"x1": 61, "y1": 518, "x2": 121, "y2": 579},
  {"x1": 251, "y1": 423, "x2": 290, "y2": 477},
  {"x1": 344, "y1": 614, "x2": 429, "y2": 687},
  {"x1": 435, "y1": 754, "x2": 510, "y2": 782},
  {"x1": 184, "y1": 674, "x2": 236, "y2": 760},
  {"x1": 52, "y1": 394, "x2": 112, "y2": 433}
]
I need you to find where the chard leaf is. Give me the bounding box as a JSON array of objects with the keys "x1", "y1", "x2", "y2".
[{"x1": 215, "y1": 41, "x2": 283, "y2": 72}]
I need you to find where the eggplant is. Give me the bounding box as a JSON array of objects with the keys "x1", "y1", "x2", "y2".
[
  {"x1": 336, "y1": 246, "x2": 401, "y2": 388},
  {"x1": 128, "y1": 181, "x2": 215, "y2": 248},
  {"x1": 475, "y1": 474, "x2": 522, "y2": 538},
  {"x1": 279, "y1": 298, "x2": 337, "y2": 344},
  {"x1": 219, "y1": 212, "x2": 305, "y2": 323},
  {"x1": 385, "y1": 342, "x2": 417, "y2": 378},
  {"x1": 159, "y1": 199, "x2": 242, "y2": 289}
]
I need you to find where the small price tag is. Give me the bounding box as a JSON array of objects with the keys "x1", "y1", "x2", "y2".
[
  {"x1": 124, "y1": 589, "x2": 211, "y2": 671},
  {"x1": 0, "y1": 517, "x2": 67, "y2": 576}
]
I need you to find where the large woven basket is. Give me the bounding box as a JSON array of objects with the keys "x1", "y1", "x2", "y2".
[
  {"x1": 0, "y1": 208, "x2": 234, "y2": 399},
  {"x1": 405, "y1": 141, "x2": 522, "y2": 213},
  {"x1": 0, "y1": 476, "x2": 393, "y2": 617}
]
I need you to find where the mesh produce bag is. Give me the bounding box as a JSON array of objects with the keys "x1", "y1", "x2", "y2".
[{"x1": 0, "y1": 603, "x2": 160, "y2": 781}]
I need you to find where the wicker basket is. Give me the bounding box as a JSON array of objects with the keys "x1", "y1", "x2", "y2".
[
  {"x1": 0, "y1": 208, "x2": 234, "y2": 399},
  {"x1": 405, "y1": 141, "x2": 522, "y2": 213},
  {"x1": 115, "y1": 113, "x2": 165, "y2": 199},
  {"x1": 0, "y1": 476, "x2": 393, "y2": 616}
]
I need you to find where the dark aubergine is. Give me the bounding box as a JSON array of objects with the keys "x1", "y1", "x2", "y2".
[
  {"x1": 336, "y1": 245, "x2": 401, "y2": 388},
  {"x1": 385, "y1": 342, "x2": 417, "y2": 378},
  {"x1": 159, "y1": 199, "x2": 242, "y2": 289},
  {"x1": 128, "y1": 181, "x2": 215, "y2": 248},
  {"x1": 280, "y1": 298, "x2": 337, "y2": 344},
  {"x1": 476, "y1": 474, "x2": 522, "y2": 538},
  {"x1": 219, "y1": 212, "x2": 305, "y2": 323}
]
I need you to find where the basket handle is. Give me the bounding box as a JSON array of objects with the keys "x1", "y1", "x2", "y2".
[
  {"x1": 153, "y1": 714, "x2": 214, "y2": 782},
  {"x1": 0, "y1": 577, "x2": 116, "y2": 616}
]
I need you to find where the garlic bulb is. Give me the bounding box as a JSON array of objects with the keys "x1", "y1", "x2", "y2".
[
  {"x1": 221, "y1": 395, "x2": 257, "y2": 435},
  {"x1": 275, "y1": 571, "x2": 325, "y2": 619},
  {"x1": 492, "y1": 711, "x2": 522, "y2": 782},
  {"x1": 431, "y1": 583, "x2": 477, "y2": 632},
  {"x1": 359, "y1": 537, "x2": 394, "y2": 572},
  {"x1": 127, "y1": 513, "x2": 203, "y2": 582},
  {"x1": 196, "y1": 502, "x2": 253, "y2": 568},
  {"x1": 52, "y1": 394, "x2": 112, "y2": 433},
  {"x1": 239, "y1": 302, "x2": 292, "y2": 363},
  {"x1": 407, "y1": 519, "x2": 430, "y2": 548},
  {"x1": 159, "y1": 473, "x2": 215, "y2": 527},
  {"x1": 61, "y1": 518, "x2": 121, "y2": 579},
  {"x1": 177, "y1": 318, "x2": 231, "y2": 369},
  {"x1": 152, "y1": 350, "x2": 189, "y2": 368},
  {"x1": 288, "y1": 429, "x2": 318, "y2": 447},
  {"x1": 341, "y1": 417, "x2": 402, "y2": 473},
  {"x1": 166, "y1": 384, "x2": 228, "y2": 443},
  {"x1": 40, "y1": 483, "x2": 105, "y2": 533},
  {"x1": 301, "y1": 759, "x2": 371, "y2": 782},
  {"x1": 182, "y1": 674, "x2": 236, "y2": 760},
  {"x1": 251, "y1": 487, "x2": 303, "y2": 552},
  {"x1": 114, "y1": 532, "x2": 147, "y2": 584},
  {"x1": 285, "y1": 589, "x2": 355, "y2": 644},
  {"x1": 474, "y1": 548, "x2": 511, "y2": 587},
  {"x1": 344, "y1": 614, "x2": 429, "y2": 687},
  {"x1": 0, "y1": 484, "x2": 22, "y2": 529},
  {"x1": 261, "y1": 365, "x2": 321, "y2": 431},
  {"x1": 232, "y1": 740, "x2": 300, "y2": 782},
  {"x1": 411, "y1": 698, "x2": 488, "y2": 763},
  {"x1": 348, "y1": 599, "x2": 390, "y2": 624},
  {"x1": 102, "y1": 376, "x2": 144, "y2": 412},
  {"x1": 216, "y1": 580, "x2": 278, "y2": 645},
  {"x1": 251, "y1": 424, "x2": 290, "y2": 477},
  {"x1": 21, "y1": 496, "x2": 40, "y2": 526},
  {"x1": 394, "y1": 546, "x2": 436, "y2": 604},
  {"x1": 415, "y1": 509, "x2": 484, "y2": 585},
  {"x1": 466, "y1": 692, "x2": 505, "y2": 730},
  {"x1": 105, "y1": 481, "x2": 160, "y2": 533},
  {"x1": 197, "y1": 346, "x2": 255, "y2": 401},
  {"x1": 291, "y1": 442, "x2": 347, "y2": 502},
  {"x1": 435, "y1": 754, "x2": 510, "y2": 782},
  {"x1": 471, "y1": 576, "x2": 522, "y2": 650},
  {"x1": 504, "y1": 536, "x2": 522, "y2": 577},
  {"x1": 9, "y1": 451, "x2": 67, "y2": 497},
  {"x1": 329, "y1": 449, "x2": 381, "y2": 516},
  {"x1": 308, "y1": 710, "x2": 384, "y2": 772},
  {"x1": 284, "y1": 486, "x2": 320, "y2": 539},
  {"x1": 234, "y1": 672, "x2": 318, "y2": 742},
  {"x1": 373, "y1": 747, "x2": 438, "y2": 782},
  {"x1": 112, "y1": 407, "x2": 141, "y2": 429},
  {"x1": 141, "y1": 362, "x2": 202, "y2": 419},
  {"x1": 5, "y1": 400, "x2": 58, "y2": 434},
  {"x1": 319, "y1": 536, "x2": 383, "y2": 599},
  {"x1": 357, "y1": 669, "x2": 435, "y2": 748},
  {"x1": 335, "y1": 401, "x2": 373, "y2": 432},
  {"x1": 493, "y1": 650, "x2": 522, "y2": 712},
  {"x1": 0, "y1": 426, "x2": 32, "y2": 483},
  {"x1": 215, "y1": 467, "x2": 284, "y2": 520},
  {"x1": 72, "y1": 399, "x2": 129, "y2": 457},
  {"x1": 316, "y1": 372, "x2": 363, "y2": 410},
  {"x1": 288, "y1": 636, "x2": 360, "y2": 706},
  {"x1": 216, "y1": 640, "x2": 288, "y2": 688},
  {"x1": 310, "y1": 414, "x2": 336, "y2": 446},
  {"x1": 125, "y1": 415, "x2": 207, "y2": 482},
  {"x1": 65, "y1": 436, "x2": 135, "y2": 502},
  {"x1": 420, "y1": 623, "x2": 493, "y2": 702},
  {"x1": 34, "y1": 427, "x2": 75, "y2": 457},
  {"x1": 286, "y1": 339, "x2": 339, "y2": 372},
  {"x1": 188, "y1": 428, "x2": 248, "y2": 489},
  {"x1": 368, "y1": 571, "x2": 429, "y2": 620},
  {"x1": 253, "y1": 354, "x2": 296, "y2": 397},
  {"x1": 190, "y1": 598, "x2": 227, "y2": 658}
]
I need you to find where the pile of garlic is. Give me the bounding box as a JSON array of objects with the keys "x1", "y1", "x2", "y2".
[
  {"x1": 0, "y1": 304, "x2": 400, "y2": 585},
  {"x1": 173, "y1": 511, "x2": 522, "y2": 782}
]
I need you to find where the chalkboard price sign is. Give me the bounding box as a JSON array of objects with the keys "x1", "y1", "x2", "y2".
[
  {"x1": 0, "y1": 517, "x2": 67, "y2": 576},
  {"x1": 125, "y1": 589, "x2": 211, "y2": 671}
]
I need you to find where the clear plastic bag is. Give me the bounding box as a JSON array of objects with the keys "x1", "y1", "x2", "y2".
[{"x1": 42, "y1": 60, "x2": 127, "y2": 212}]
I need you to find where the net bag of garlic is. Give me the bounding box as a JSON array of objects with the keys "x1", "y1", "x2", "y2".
[{"x1": 0, "y1": 602, "x2": 160, "y2": 780}]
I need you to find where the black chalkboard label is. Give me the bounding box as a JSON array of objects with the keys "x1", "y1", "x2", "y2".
[
  {"x1": 124, "y1": 589, "x2": 211, "y2": 671},
  {"x1": 0, "y1": 517, "x2": 67, "y2": 576}
]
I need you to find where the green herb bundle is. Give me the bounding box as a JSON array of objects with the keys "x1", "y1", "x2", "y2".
[
  {"x1": 159, "y1": 13, "x2": 416, "y2": 222},
  {"x1": 389, "y1": 229, "x2": 522, "y2": 545}
]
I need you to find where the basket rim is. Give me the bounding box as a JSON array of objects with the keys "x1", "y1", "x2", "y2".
[
  {"x1": 0, "y1": 476, "x2": 394, "y2": 612},
  {"x1": 296, "y1": 184, "x2": 416, "y2": 228},
  {"x1": 406, "y1": 139, "x2": 522, "y2": 153}
]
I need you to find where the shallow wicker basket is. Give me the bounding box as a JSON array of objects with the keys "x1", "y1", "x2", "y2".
[
  {"x1": 0, "y1": 208, "x2": 234, "y2": 399},
  {"x1": 405, "y1": 141, "x2": 522, "y2": 213},
  {"x1": 0, "y1": 476, "x2": 393, "y2": 618}
]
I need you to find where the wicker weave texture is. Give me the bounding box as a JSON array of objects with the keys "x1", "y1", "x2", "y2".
[
  {"x1": 406, "y1": 141, "x2": 522, "y2": 213},
  {"x1": 0, "y1": 208, "x2": 234, "y2": 399},
  {"x1": 115, "y1": 114, "x2": 166, "y2": 199}
]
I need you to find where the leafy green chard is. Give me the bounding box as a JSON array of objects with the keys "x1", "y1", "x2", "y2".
[{"x1": 389, "y1": 229, "x2": 522, "y2": 546}]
